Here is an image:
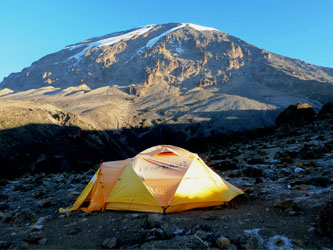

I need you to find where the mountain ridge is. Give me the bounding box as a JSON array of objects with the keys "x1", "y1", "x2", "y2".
[{"x1": 0, "y1": 22, "x2": 333, "y2": 138}]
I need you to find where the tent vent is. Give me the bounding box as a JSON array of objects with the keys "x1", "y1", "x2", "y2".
[
  {"x1": 153, "y1": 148, "x2": 179, "y2": 156},
  {"x1": 154, "y1": 151, "x2": 177, "y2": 156}
]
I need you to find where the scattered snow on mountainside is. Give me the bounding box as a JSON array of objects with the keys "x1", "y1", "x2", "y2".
[
  {"x1": 65, "y1": 23, "x2": 218, "y2": 60},
  {"x1": 66, "y1": 25, "x2": 155, "y2": 61},
  {"x1": 146, "y1": 23, "x2": 217, "y2": 48},
  {"x1": 146, "y1": 24, "x2": 186, "y2": 48}
]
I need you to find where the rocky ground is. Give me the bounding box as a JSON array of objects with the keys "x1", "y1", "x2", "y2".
[{"x1": 0, "y1": 109, "x2": 333, "y2": 249}]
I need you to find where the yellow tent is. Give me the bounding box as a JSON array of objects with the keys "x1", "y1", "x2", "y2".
[{"x1": 61, "y1": 145, "x2": 243, "y2": 213}]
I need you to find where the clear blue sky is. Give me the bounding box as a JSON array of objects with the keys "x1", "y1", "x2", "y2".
[{"x1": 0, "y1": 0, "x2": 332, "y2": 81}]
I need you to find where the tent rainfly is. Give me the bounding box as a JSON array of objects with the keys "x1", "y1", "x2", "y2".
[{"x1": 60, "y1": 145, "x2": 243, "y2": 213}]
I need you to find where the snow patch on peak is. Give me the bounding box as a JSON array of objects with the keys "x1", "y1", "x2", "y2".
[
  {"x1": 183, "y1": 23, "x2": 218, "y2": 31},
  {"x1": 93, "y1": 25, "x2": 155, "y2": 47},
  {"x1": 145, "y1": 23, "x2": 218, "y2": 49},
  {"x1": 66, "y1": 25, "x2": 155, "y2": 62}
]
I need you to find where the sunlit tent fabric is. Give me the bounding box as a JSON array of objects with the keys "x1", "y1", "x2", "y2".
[{"x1": 61, "y1": 145, "x2": 243, "y2": 213}]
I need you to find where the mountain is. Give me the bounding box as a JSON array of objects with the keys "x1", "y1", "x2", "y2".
[{"x1": 1, "y1": 23, "x2": 333, "y2": 136}]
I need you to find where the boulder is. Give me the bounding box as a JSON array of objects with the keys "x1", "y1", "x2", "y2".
[
  {"x1": 275, "y1": 103, "x2": 316, "y2": 127},
  {"x1": 319, "y1": 102, "x2": 333, "y2": 116}
]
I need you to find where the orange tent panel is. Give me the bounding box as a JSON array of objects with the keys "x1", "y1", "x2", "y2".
[{"x1": 60, "y1": 145, "x2": 243, "y2": 214}]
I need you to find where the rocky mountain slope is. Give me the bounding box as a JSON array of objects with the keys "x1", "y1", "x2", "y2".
[
  {"x1": 2, "y1": 23, "x2": 333, "y2": 99},
  {"x1": 1, "y1": 23, "x2": 332, "y2": 137},
  {"x1": 0, "y1": 109, "x2": 332, "y2": 249}
]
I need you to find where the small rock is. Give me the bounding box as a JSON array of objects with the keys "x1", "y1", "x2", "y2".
[
  {"x1": 102, "y1": 237, "x2": 118, "y2": 249},
  {"x1": 294, "y1": 167, "x2": 304, "y2": 174},
  {"x1": 194, "y1": 230, "x2": 209, "y2": 240},
  {"x1": 0, "y1": 211, "x2": 14, "y2": 223},
  {"x1": 160, "y1": 223, "x2": 177, "y2": 237},
  {"x1": 297, "y1": 184, "x2": 308, "y2": 191},
  {"x1": 131, "y1": 213, "x2": 140, "y2": 218},
  {"x1": 284, "y1": 208, "x2": 298, "y2": 216},
  {"x1": 273, "y1": 200, "x2": 300, "y2": 212},
  {"x1": 31, "y1": 224, "x2": 44, "y2": 231},
  {"x1": 147, "y1": 228, "x2": 166, "y2": 240},
  {"x1": 35, "y1": 216, "x2": 49, "y2": 224},
  {"x1": 38, "y1": 198, "x2": 53, "y2": 208},
  {"x1": 292, "y1": 239, "x2": 305, "y2": 248},
  {"x1": 216, "y1": 236, "x2": 231, "y2": 249},
  {"x1": 69, "y1": 227, "x2": 81, "y2": 235},
  {"x1": 173, "y1": 228, "x2": 184, "y2": 235},
  {"x1": 38, "y1": 238, "x2": 48, "y2": 245},
  {"x1": 32, "y1": 190, "x2": 45, "y2": 198},
  {"x1": 24, "y1": 233, "x2": 45, "y2": 244},
  {"x1": 202, "y1": 212, "x2": 216, "y2": 220},
  {"x1": 147, "y1": 213, "x2": 163, "y2": 228}
]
